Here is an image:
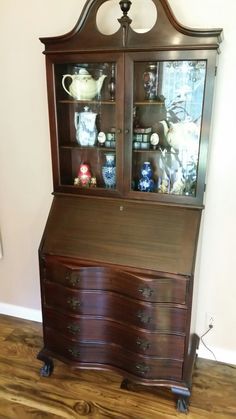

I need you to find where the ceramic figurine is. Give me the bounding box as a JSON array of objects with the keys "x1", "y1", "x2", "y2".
[
  {"x1": 90, "y1": 177, "x2": 97, "y2": 188},
  {"x1": 158, "y1": 173, "x2": 170, "y2": 194}
]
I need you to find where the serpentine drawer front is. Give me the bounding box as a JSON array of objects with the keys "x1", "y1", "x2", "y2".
[
  {"x1": 44, "y1": 307, "x2": 185, "y2": 358},
  {"x1": 44, "y1": 328, "x2": 183, "y2": 381},
  {"x1": 44, "y1": 281, "x2": 187, "y2": 333},
  {"x1": 44, "y1": 256, "x2": 189, "y2": 305}
]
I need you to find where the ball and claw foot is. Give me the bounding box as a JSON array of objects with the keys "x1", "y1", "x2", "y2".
[
  {"x1": 40, "y1": 361, "x2": 54, "y2": 377},
  {"x1": 176, "y1": 397, "x2": 189, "y2": 413},
  {"x1": 120, "y1": 378, "x2": 132, "y2": 390},
  {"x1": 37, "y1": 352, "x2": 54, "y2": 377}
]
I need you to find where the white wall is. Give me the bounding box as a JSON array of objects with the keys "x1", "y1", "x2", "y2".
[{"x1": 0, "y1": 0, "x2": 235, "y2": 363}]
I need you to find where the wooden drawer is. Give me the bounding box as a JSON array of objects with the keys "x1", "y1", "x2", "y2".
[
  {"x1": 44, "y1": 328, "x2": 183, "y2": 381},
  {"x1": 44, "y1": 307, "x2": 185, "y2": 359},
  {"x1": 43, "y1": 256, "x2": 189, "y2": 305},
  {"x1": 44, "y1": 282, "x2": 187, "y2": 333}
]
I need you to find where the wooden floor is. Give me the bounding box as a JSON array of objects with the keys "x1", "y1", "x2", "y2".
[{"x1": 0, "y1": 314, "x2": 235, "y2": 418}]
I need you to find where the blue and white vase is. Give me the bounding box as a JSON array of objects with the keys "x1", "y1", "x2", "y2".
[
  {"x1": 138, "y1": 161, "x2": 154, "y2": 192},
  {"x1": 102, "y1": 153, "x2": 116, "y2": 188}
]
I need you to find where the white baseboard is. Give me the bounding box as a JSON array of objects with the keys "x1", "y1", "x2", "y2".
[
  {"x1": 0, "y1": 303, "x2": 42, "y2": 323},
  {"x1": 198, "y1": 343, "x2": 236, "y2": 365},
  {"x1": 0, "y1": 303, "x2": 235, "y2": 365}
]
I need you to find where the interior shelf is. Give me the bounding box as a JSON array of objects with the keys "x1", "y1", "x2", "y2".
[
  {"x1": 59, "y1": 99, "x2": 116, "y2": 105},
  {"x1": 59, "y1": 143, "x2": 116, "y2": 151}
]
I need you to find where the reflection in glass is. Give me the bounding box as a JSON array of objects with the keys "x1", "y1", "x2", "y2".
[{"x1": 132, "y1": 60, "x2": 206, "y2": 197}]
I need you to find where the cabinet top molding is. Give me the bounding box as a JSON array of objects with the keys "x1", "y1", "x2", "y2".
[{"x1": 40, "y1": 0, "x2": 223, "y2": 53}]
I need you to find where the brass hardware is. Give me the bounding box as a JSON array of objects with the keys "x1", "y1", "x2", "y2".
[
  {"x1": 137, "y1": 311, "x2": 151, "y2": 324},
  {"x1": 135, "y1": 362, "x2": 150, "y2": 375},
  {"x1": 67, "y1": 297, "x2": 81, "y2": 310},
  {"x1": 68, "y1": 348, "x2": 80, "y2": 357},
  {"x1": 65, "y1": 272, "x2": 81, "y2": 287},
  {"x1": 124, "y1": 129, "x2": 129, "y2": 134},
  {"x1": 138, "y1": 286, "x2": 154, "y2": 299},
  {"x1": 67, "y1": 324, "x2": 80, "y2": 334},
  {"x1": 136, "y1": 337, "x2": 150, "y2": 351},
  {"x1": 116, "y1": 129, "x2": 122, "y2": 134}
]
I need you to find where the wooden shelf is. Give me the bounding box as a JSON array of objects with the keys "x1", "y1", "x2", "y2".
[
  {"x1": 59, "y1": 99, "x2": 116, "y2": 105},
  {"x1": 60, "y1": 143, "x2": 116, "y2": 151},
  {"x1": 134, "y1": 101, "x2": 165, "y2": 106}
]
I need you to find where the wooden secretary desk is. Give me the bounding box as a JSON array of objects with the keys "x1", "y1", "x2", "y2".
[{"x1": 37, "y1": 0, "x2": 222, "y2": 412}]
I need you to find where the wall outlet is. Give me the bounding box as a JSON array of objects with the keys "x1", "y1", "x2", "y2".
[{"x1": 205, "y1": 312, "x2": 214, "y2": 329}]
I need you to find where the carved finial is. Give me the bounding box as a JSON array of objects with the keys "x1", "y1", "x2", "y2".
[
  {"x1": 118, "y1": 1, "x2": 132, "y2": 47},
  {"x1": 119, "y1": 0, "x2": 132, "y2": 15}
]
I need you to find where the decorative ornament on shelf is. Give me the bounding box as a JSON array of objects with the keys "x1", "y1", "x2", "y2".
[
  {"x1": 97, "y1": 131, "x2": 106, "y2": 146},
  {"x1": 108, "y1": 63, "x2": 116, "y2": 101},
  {"x1": 150, "y1": 132, "x2": 160, "y2": 149},
  {"x1": 74, "y1": 163, "x2": 95, "y2": 188},
  {"x1": 138, "y1": 161, "x2": 155, "y2": 192}
]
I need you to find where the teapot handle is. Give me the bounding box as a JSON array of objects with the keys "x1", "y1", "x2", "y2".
[{"x1": 62, "y1": 75, "x2": 73, "y2": 97}]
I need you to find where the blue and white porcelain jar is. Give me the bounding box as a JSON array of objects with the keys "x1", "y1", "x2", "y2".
[
  {"x1": 138, "y1": 161, "x2": 154, "y2": 192},
  {"x1": 102, "y1": 153, "x2": 116, "y2": 188}
]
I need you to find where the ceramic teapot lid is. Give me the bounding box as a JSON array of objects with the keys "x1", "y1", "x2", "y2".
[{"x1": 78, "y1": 68, "x2": 91, "y2": 77}]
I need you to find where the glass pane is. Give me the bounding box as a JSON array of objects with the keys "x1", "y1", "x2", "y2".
[
  {"x1": 132, "y1": 60, "x2": 206, "y2": 197},
  {"x1": 54, "y1": 62, "x2": 117, "y2": 190}
]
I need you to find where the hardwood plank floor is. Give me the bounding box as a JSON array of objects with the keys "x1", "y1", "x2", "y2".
[{"x1": 0, "y1": 314, "x2": 235, "y2": 418}]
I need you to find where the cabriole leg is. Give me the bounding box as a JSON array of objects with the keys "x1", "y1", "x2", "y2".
[
  {"x1": 120, "y1": 378, "x2": 132, "y2": 390},
  {"x1": 171, "y1": 387, "x2": 191, "y2": 414},
  {"x1": 37, "y1": 351, "x2": 54, "y2": 377}
]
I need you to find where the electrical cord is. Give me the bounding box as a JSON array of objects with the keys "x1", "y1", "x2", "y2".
[
  {"x1": 200, "y1": 325, "x2": 217, "y2": 361},
  {"x1": 200, "y1": 325, "x2": 236, "y2": 369}
]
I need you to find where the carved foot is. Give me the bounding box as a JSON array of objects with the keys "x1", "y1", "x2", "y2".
[
  {"x1": 176, "y1": 397, "x2": 189, "y2": 413},
  {"x1": 120, "y1": 378, "x2": 132, "y2": 390},
  {"x1": 171, "y1": 387, "x2": 190, "y2": 414},
  {"x1": 37, "y1": 351, "x2": 54, "y2": 377}
]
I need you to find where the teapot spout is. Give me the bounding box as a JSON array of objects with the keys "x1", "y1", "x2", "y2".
[{"x1": 97, "y1": 74, "x2": 107, "y2": 95}]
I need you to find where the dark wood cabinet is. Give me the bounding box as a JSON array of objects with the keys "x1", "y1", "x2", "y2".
[{"x1": 38, "y1": 0, "x2": 222, "y2": 412}]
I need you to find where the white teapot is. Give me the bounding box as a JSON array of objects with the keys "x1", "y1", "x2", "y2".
[{"x1": 62, "y1": 68, "x2": 107, "y2": 100}]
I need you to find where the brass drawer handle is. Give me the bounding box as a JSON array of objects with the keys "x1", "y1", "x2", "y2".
[
  {"x1": 136, "y1": 337, "x2": 150, "y2": 351},
  {"x1": 65, "y1": 272, "x2": 81, "y2": 287},
  {"x1": 68, "y1": 348, "x2": 80, "y2": 358},
  {"x1": 135, "y1": 362, "x2": 150, "y2": 375},
  {"x1": 67, "y1": 297, "x2": 81, "y2": 310},
  {"x1": 137, "y1": 311, "x2": 152, "y2": 324},
  {"x1": 138, "y1": 286, "x2": 154, "y2": 299},
  {"x1": 67, "y1": 324, "x2": 80, "y2": 334}
]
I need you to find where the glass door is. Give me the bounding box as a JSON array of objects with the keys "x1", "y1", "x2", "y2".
[
  {"x1": 125, "y1": 53, "x2": 209, "y2": 205},
  {"x1": 52, "y1": 53, "x2": 124, "y2": 195}
]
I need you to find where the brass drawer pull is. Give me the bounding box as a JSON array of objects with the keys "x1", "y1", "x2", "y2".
[
  {"x1": 67, "y1": 297, "x2": 81, "y2": 310},
  {"x1": 135, "y1": 362, "x2": 150, "y2": 375},
  {"x1": 67, "y1": 324, "x2": 80, "y2": 334},
  {"x1": 68, "y1": 348, "x2": 80, "y2": 358},
  {"x1": 138, "y1": 286, "x2": 154, "y2": 299},
  {"x1": 136, "y1": 337, "x2": 150, "y2": 351},
  {"x1": 137, "y1": 311, "x2": 152, "y2": 324},
  {"x1": 65, "y1": 272, "x2": 81, "y2": 287}
]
